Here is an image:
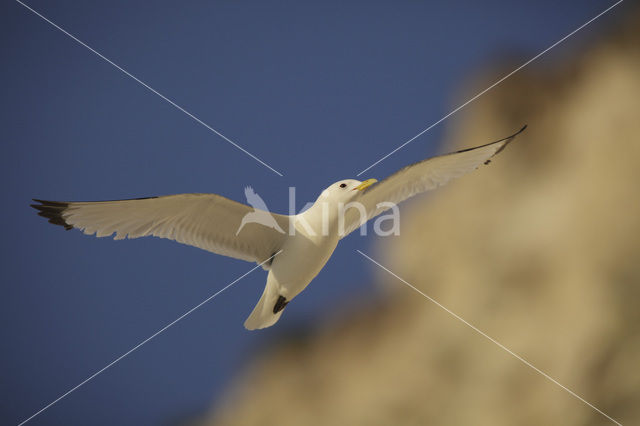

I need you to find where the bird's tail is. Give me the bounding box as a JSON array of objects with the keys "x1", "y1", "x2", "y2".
[{"x1": 244, "y1": 277, "x2": 285, "y2": 330}]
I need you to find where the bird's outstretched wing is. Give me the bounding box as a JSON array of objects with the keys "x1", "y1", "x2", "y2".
[
  {"x1": 31, "y1": 193, "x2": 290, "y2": 265},
  {"x1": 341, "y1": 126, "x2": 527, "y2": 237}
]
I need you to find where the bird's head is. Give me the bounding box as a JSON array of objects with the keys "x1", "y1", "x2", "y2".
[{"x1": 317, "y1": 178, "x2": 378, "y2": 204}]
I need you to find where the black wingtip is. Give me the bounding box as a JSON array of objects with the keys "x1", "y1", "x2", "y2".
[
  {"x1": 501, "y1": 125, "x2": 528, "y2": 144},
  {"x1": 481, "y1": 125, "x2": 528, "y2": 165},
  {"x1": 454, "y1": 125, "x2": 528, "y2": 158},
  {"x1": 31, "y1": 199, "x2": 73, "y2": 230},
  {"x1": 515, "y1": 124, "x2": 528, "y2": 136}
]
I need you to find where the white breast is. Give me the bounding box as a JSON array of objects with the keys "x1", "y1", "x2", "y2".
[{"x1": 270, "y1": 214, "x2": 340, "y2": 299}]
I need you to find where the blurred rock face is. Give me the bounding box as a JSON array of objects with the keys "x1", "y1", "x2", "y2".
[{"x1": 201, "y1": 13, "x2": 639, "y2": 426}]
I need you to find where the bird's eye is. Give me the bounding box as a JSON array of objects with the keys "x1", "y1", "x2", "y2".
[{"x1": 339, "y1": 183, "x2": 347, "y2": 188}]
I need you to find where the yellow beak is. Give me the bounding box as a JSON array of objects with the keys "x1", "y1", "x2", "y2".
[{"x1": 354, "y1": 178, "x2": 378, "y2": 191}]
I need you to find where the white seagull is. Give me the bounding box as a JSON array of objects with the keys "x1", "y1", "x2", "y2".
[{"x1": 32, "y1": 126, "x2": 526, "y2": 330}]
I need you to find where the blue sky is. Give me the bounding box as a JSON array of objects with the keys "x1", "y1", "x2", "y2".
[{"x1": 0, "y1": 1, "x2": 624, "y2": 425}]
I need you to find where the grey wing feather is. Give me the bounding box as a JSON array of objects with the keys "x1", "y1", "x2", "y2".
[
  {"x1": 341, "y1": 126, "x2": 526, "y2": 237},
  {"x1": 31, "y1": 193, "x2": 290, "y2": 265}
]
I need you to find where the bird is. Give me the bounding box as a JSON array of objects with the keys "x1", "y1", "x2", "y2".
[
  {"x1": 31, "y1": 125, "x2": 526, "y2": 330},
  {"x1": 236, "y1": 186, "x2": 285, "y2": 235}
]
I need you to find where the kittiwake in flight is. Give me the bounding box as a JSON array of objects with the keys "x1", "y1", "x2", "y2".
[{"x1": 31, "y1": 125, "x2": 526, "y2": 330}]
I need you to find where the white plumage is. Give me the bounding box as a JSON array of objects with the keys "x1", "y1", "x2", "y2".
[{"x1": 32, "y1": 126, "x2": 525, "y2": 330}]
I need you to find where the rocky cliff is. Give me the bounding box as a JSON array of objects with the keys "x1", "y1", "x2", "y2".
[{"x1": 199, "y1": 10, "x2": 640, "y2": 426}]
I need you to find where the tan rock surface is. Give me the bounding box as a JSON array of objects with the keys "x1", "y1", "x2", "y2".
[{"x1": 199, "y1": 11, "x2": 640, "y2": 426}]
